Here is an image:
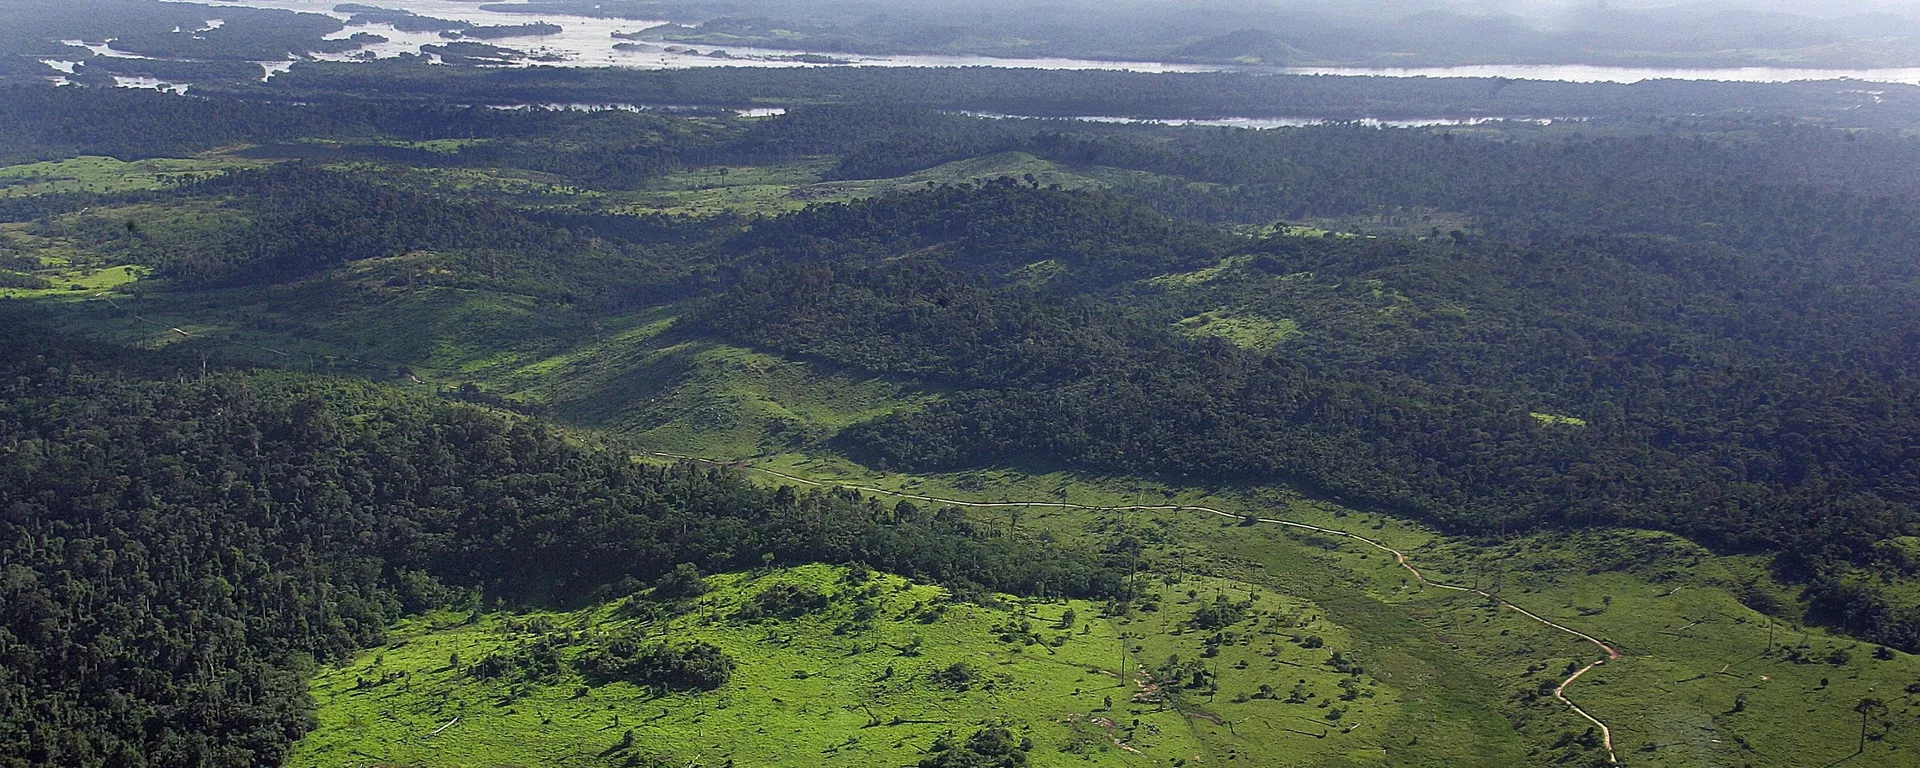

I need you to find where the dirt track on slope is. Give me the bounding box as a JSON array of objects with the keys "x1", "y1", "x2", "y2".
[{"x1": 650, "y1": 452, "x2": 1623, "y2": 764}]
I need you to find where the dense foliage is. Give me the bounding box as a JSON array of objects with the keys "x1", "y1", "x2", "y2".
[
  {"x1": 142, "y1": 165, "x2": 572, "y2": 285},
  {"x1": 919, "y1": 726, "x2": 1032, "y2": 768},
  {"x1": 689, "y1": 179, "x2": 1920, "y2": 650},
  {"x1": 0, "y1": 328, "x2": 1121, "y2": 767},
  {"x1": 573, "y1": 637, "x2": 734, "y2": 691}
]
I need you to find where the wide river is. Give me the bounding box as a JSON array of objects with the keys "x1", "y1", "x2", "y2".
[{"x1": 156, "y1": 0, "x2": 1920, "y2": 86}]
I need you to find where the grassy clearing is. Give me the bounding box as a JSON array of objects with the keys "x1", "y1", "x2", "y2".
[
  {"x1": 1530, "y1": 412, "x2": 1589, "y2": 427},
  {"x1": 641, "y1": 456, "x2": 1537, "y2": 765},
  {"x1": 812, "y1": 152, "x2": 1101, "y2": 195},
  {"x1": 624, "y1": 182, "x2": 814, "y2": 216},
  {"x1": 1174, "y1": 310, "x2": 1300, "y2": 350},
  {"x1": 512, "y1": 331, "x2": 931, "y2": 459},
  {"x1": 0, "y1": 224, "x2": 150, "y2": 299},
  {"x1": 646, "y1": 160, "x2": 834, "y2": 192},
  {"x1": 620, "y1": 153, "x2": 1112, "y2": 217},
  {"x1": 1149, "y1": 255, "x2": 1259, "y2": 287},
  {"x1": 631, "y1": 454, "x2": 1920, "y2": 767},
  {"x1": 1191, "y1": 509, "x2": 1920, "y2": 767},
  {"x1": 0, "y1": 155, "x2": 247, "y2": 197},
  {"x1": 1150, "y1": 260, "x2": 1304, "y2": 350},
  {"x1": 0, "y1": 264, "x2": 147, "y2": 299},
  {"x1": 294, "y1": 564, "x2": 1401, "y2": 768},
  {"x1": 618, "y1": 159, "x2": 833, "y2": 216},
  {"x1": 1401, "y1": 531, "x2": 1920, "y2": 767}
]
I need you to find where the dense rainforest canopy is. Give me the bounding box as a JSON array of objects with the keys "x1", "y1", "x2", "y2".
[{"x1": 689, "y1": 181, "x2": 1919, "y2": 637}]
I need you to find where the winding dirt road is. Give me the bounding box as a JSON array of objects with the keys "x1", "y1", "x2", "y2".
[{"x1": 651, "y1": 452, "x2": 1623, "y2": 764}]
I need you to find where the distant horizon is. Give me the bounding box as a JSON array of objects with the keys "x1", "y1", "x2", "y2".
[{"x1": 145, "y1": 0, "x2": 1920, "y2": 74}]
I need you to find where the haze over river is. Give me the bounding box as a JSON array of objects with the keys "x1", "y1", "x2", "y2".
[{"x1": 191, "y1": 0, "x2": 1920, "y2": 85}]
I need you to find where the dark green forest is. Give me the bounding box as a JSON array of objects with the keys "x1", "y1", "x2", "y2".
[{"x1": 683, "y1": 179, "x2": 1920, "y2": 648}]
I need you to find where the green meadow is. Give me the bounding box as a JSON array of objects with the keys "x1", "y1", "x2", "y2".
[
  {"x1": 0, "y1": 155, "x2": 250, "y2": 197},
  {"x1": 660, "y1": 455, "x2": 1920, "y2": 768},
  {"x1": 292, "y1": 564, "x2": 1407, "y2": 768}
]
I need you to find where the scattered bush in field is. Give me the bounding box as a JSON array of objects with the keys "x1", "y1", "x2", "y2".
[
  {"x1": 1190, "y1": 596, "x2": 1251, "y2": 629},
  {"x1": 930, "y1": 662, "x2": 983, "y2": 691},
  {"x1": 574, "y1": 636, "x2": 734, "y2": 691},
  {"x1": 618, "y1": 598, "x2": 675, "y2": 622},
  {"x1": 470, "y1": 638, "x2": 565, "y2": 683},
  {"x1": 918, "y1": 726, "x2": 1030, "y2": 768},
  {"x1": 736, "y1": 583, "x2": 831, "y2": 621}
]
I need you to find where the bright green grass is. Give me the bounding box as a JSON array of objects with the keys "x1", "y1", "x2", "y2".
[
  {"x1": 647, "y1": 456, "x2": 1538, "y2": 765},
  {"x1": 1174, "y1": 310, "x2": 1300, "y2": 350},
  {"x1": 293, "y1": 564, "x2": 1401, "y2": 768},
  {"x1": 0, "y1": 155, "x2": 247, "y2": 197},
  {"x1": 0, "y1": 221, "x2": 151, "y2": 299},
  {"x1": 640, "y1": 454, "x2": 1920, "y2": 768},
  {"x1": 1402, "y1": 530, "x2": 1920, "y2": 767},
  {"x1": 0, "y1": 264, "x2": 147, "y2": 299},
  {"x1": 1149, "y1": 255, "x2": 1258, "y2": 287},
  {"x1": 511, "y1": 330, "x2": 932, "y2": 459},
  {"x1": 0, "y1": 225, "x2": 145, "y2": 299},
  {"x1": 1530, "y1": 412, "x2": 1589, "y2": 427}
]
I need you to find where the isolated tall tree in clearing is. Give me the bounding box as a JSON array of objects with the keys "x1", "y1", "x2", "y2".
[{"x1": 1855, "y1": 697, "x2": 1888, "y2": 754}]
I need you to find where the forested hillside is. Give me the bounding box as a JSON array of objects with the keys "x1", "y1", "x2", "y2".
[
  {"x1": 0, "y1": 327, "x2": 1118, "y2": 767},
  {"x1": 687, "y1": 178, "x2": 1920, "y2": 649}
]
